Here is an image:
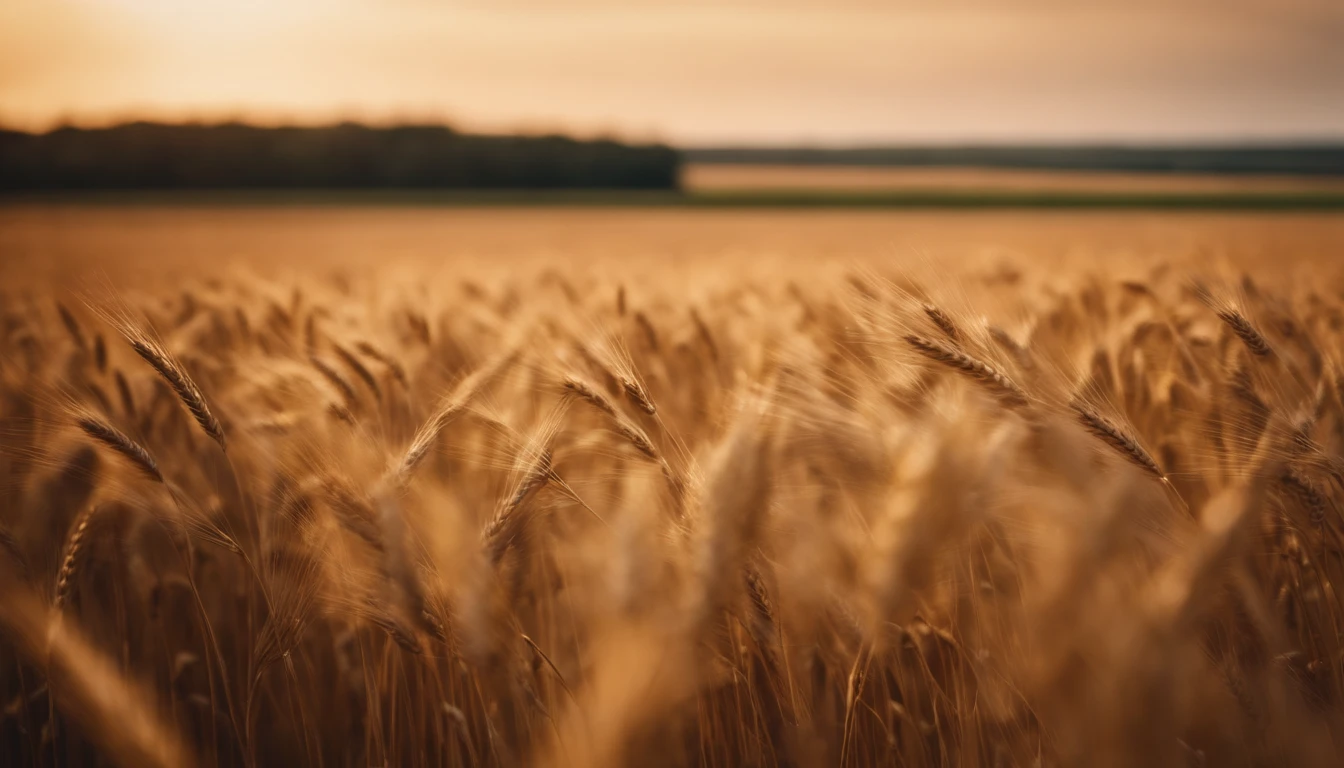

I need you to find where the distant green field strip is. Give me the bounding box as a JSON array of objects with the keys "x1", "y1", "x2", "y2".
[
  {"x1": 3, "y1": 188, "x2": 1344, "y2": 209},
  {"x1": 683, "y1": 189, "x2": 1344, "y2": 209}
]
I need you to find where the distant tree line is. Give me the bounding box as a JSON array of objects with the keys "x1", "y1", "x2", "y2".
[
  {"x1": 0, "y1": 122, "x2": 681, "y2": 190},
  {"x1": 687, "y1": 146, "x2": 1344, "y2": 176}
]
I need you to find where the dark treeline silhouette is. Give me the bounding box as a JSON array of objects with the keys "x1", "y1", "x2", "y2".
[
  {"x1": 0, "y1": 122, "x2": 681, "y2": 190},
  {"x1": 687, "y1": 145, "x2": 1344, "y2": 175}
]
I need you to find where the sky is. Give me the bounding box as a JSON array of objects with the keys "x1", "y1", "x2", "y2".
[{"x1": 2, "y1": 0, "x2": 1342, "y2": 146}]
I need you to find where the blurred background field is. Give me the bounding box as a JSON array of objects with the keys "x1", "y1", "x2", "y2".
[{"x1": 5, "y1": 205, "x2": 1344, "y2": 285}]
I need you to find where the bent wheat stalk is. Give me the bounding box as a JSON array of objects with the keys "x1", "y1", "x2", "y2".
[
  {"x1": 116, "y1": 326, "x2": 226, "y2": 450},
  {"x1": 395, "y1": 343, "x2": 520, "y2": 486},
  {"x1": 1216, "y1": 309, "x2": 1273, "y2": 358},
  {"x1": 904, "y1": 334, "x2": 1029, "y2": 407},
  {"x1": 76, "y1": 413, "x2": 162, "y2": 481},
  {"x1": 1071, "y1": 401, "x2": 1166, "y2": 482},
  {"x1": 922, "y1": 302, "x2": 963, "y2": 343},
  {"x1": 563, "y1": 373, "x2": 681, "y2": 495}
]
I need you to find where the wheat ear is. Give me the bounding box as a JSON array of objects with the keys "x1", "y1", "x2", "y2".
[
  {"x1": 922, "y1": 302, "x2": 963, "y2": 343},
  {"x1": 54, "y1": 504, "x2": 99, "y2": 609},
  {"x1": 1216, "y1": 309, "x2": 1273, "y2": 357},
  {"x1": 395, "y1": 344, "x2": 520, "y2": 485},
  {"x1": 904, "y1": 334, "x2": 1029, "y2": 407},
  {"x1": 76, "y1": 413, "x2": 162, "y2": 481},
  {"x1": 124, "y1": 333, "x2": 226, "y2": 450},
  {"x1": 1071, "y1": 401, "x2": 1166, "y2": 481}
]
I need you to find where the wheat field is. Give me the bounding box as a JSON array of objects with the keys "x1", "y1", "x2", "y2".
[{"x1": 2, "y1": 209, "x2": 1344, "y2": 767}]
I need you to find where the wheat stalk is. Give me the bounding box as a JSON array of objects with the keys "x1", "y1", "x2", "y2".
[
  {"x1": 334, "y1": 342, "x2": 382, "y2": 403},
  {"x1": 123, "y1": 331, "x2": 226, "y2": 450},
  {"x1": 904, "y1": 334, "x2": 1029, "y2": 407},
  {"x1": 1071, "y1": 401, "x2": 1166, "y2": 481},
  {"x1": 395, "y1": 343, "x2": 520, "y2": 485},
  {"x1": 53, "y1": 504, "x2": 99, "y2": 609},
  {"x1": 76, "y1": 413, "x2": 162, "y2": 481},
  {"x1": 922, "y1": 302, "x2": 963, "y2": 343},
  {"x1": 355, "y1": 340, "x2": 410, "y2": 389},
  {"x1": 1216, "y1": 309, "x2": 1273, "y2": 357},
  {"x1": 311, "y1": 355, "x2": 358, "y2": 407}
]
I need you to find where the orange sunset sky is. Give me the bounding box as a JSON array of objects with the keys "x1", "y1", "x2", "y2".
[{"x1": 2, "y1": 1, "x2": 1342, "y2": 145}]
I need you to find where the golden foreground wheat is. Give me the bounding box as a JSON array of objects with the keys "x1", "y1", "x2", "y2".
[{"x1": 1, "y1": 256, "x2": 1343, "y2": 767}]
